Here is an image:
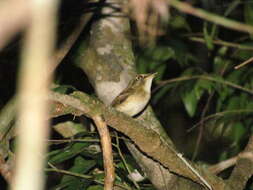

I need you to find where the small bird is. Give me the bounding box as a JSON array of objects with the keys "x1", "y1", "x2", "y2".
[{"x1": 111, "y1": 73, "x2": 157, "y2": 116}]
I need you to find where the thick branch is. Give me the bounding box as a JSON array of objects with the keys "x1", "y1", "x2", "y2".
[
  {"x1": 227, "y1": 136, "x2": 253, "y2": 190},
  {"x1": 50, "y1": 91, "x2": 227, "y2": 190}
]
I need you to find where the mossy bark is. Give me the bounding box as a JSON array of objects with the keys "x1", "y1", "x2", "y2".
[{"x1": 76, "y1": 0, "x2": 206, "y2": 189}]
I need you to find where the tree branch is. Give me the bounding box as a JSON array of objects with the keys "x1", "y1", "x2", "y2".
[
  {"x1": 50, "y1": 91, "x2": 227, "y2": 190},
  {"x1": 227, "y1": 136, "x2": 253, "y2": 190},
  {"x1": 170, "y1": 0, "x2": 253, "y2": 34},
  {"x1": 208, "y1": 156, "x2": 237, "y2": 175},
  {"x1": 93, "y1": 115, "x2": 115, "y2": 190}
]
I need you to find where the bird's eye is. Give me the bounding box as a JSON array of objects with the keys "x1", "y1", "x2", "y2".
[{"x1": 135, "y1": 75, "x2": 143, "y2": 81}]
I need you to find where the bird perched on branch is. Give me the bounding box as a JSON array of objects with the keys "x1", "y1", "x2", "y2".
[{"x1": 112, "y1": 73, "x2": 157, "y2": 116}]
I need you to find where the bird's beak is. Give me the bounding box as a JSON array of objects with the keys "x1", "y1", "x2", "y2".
[
  {"x1": 143, "y1": 72, "x2": 157, "y2": 91},
  {"x1": 152, "y1": 72, "x2": 158, "y2": 76},
  {"x1": 147, "y1": 72, "x2": 157, "y2": 79}
]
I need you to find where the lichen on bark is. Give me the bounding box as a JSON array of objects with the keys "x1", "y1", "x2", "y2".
[
  {"x1": 77, "y1": 0, "x2": 135, "y2": 105},
  {"x1": 75, "y1": 0, "x2": 207, "y2": 189}
]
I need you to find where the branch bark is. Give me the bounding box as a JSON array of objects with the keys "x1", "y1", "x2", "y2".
[
  {"x1": 227, "y1": 136, "x2": 253, "y2": 190},
  {"x1": 76, "y1": 0, "x2": 184, "y2": 188},
  {"x1": 93, "y1": 115, "x2": 115, "y2": 190},
  {"x1": 50, "y1": 91, "x2": 227, "y2": 190}
]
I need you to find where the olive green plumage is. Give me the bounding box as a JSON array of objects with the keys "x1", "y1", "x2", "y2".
[{"x1": 111, "y1": 73, "x2": 156, "y2": 116}]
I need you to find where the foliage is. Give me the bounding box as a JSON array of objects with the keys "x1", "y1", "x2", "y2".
[
  {"x1": 1, "y1": 0, "x2": 253, "y2": 189},
  {"x1": 136, "y1": 2, "x2": 253, "y2": 165}
]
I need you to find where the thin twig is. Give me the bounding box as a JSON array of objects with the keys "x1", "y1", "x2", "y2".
[
  {"x1": 208, "y1": 156, "x2": 237, "y2": 174},
  {"x1": 46, "y1": 167, "x2": 97, "y2": 180},
  {"x1": 188, "y1": 109, "x2": 253, "y2": 132},
  {"x1": 93, "y1": 115, "x2": 115, "y2": 190},
  {"x1": 192, "y1": 94, "x2": 214, "y2": 161},
  {"x1": 46, "y1": 167, "x2": 129, "y2": 189},
  {"x1": 155, "y1": 75, "x2": 253, "y2": 95},
  {"x1": 192, "y1": 63, "x2": 228, "y2": 161},
  {"x1": 47, "y1": 138, "x2": 100, "y2": 144},
  {"x1": 188, "y1": 37, "x2": 253, "y2": 51},
  {"x1": 234, "y1": 56, "x2": 253, "y2": 70},
  {"x1": 177, "y1": 153, "x2": 212, "y2": 190},
  {"x1": 170, "y1": 0, "x2": 253, "y2": 34},
  {"x1": 115, "y1": 132, "x2": 140, "y2": 189}
]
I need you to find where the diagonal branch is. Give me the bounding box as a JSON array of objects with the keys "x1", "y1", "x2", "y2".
[
  {"x1": 170, "y1": 0, "x2": 253, "y2": 34},
  {"x1": 50, "y1": 91, "x2": 227, "y2": 190}
]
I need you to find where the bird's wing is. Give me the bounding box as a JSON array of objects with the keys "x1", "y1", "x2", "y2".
[
  {"x1": 111, "y1": 90, "x2": 131, "y2": 107},
  {"x1": 111, "y1": 77, "x2": 136, "y2": 106}
]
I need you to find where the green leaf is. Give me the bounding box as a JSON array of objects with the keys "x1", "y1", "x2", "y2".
[
  {"x1": 203, "y1": 22, "x2": 214, "y2": 50},
  {"x1": 225, "y1": 95, "x2": 246, "y2": 110},
  {"x1": 148, "y1": 46, "x2": 175, "y2": 62},
  {"x1": 244, "y1": 2, "x2": 253, "y2": 39},
  {"x1": 213, "y1": 52, "x2": 230, "y2": 74},
  {"x1": 233, "y1": 47, "x2": 253, "y2": 61},
  {"x1": 136, "y1": 46, "x2": 175, "y2": 83},
  {"x1": 154, "y1": 64, "x2": 166, "y2": 81},
  {"x1": 181, "y1": 88, "x2": 198, "y2": 117},
  {"x1": 216, "y1": 98, "x2": 223, "y2": 112},
  {"x1": 226, "y1": 70, "x2": 243, "y2": 84},
  {"x1": 58, "y1": 156, "x2": 96, "y2": 190},
  {"x1": 194, "y1": 79, "x2": 213, "y2": 97},
  {"x1": 246, "y1": 101, "x2": 253, "y2": 110},
  {"x1": 180, "y1": 75, "x2": 214, "y2": 117},
  {"x1": 180, "y1": 67, "x2": 201, "y2": 76},
  {"x1": 228, "y1": 122, "x2": 246, "y2": 144},
  {"x1": 217, "y1": 46, "x2": 228, "y2": 56},
  {"x1": 225, "y1": 96, "x2": 241, "y2": 110},
  {"x1": 136, "y1": 55, "x2": 148, "y2": 74},
  {"x1": 48, "y1": 142, "x2": 89, "y2": 164},
  {"x1": 116, "y1": 155, "x2": 140, "y2": 172},
  {"x1": 179, "y1": 70, "x2": 204, "y2": 117},
  {"x1": 211, "y1": 75, "x2": 231, "y2": 102},
  {"x1": 241, "y1": 67, "x2": 253, "y2": 83},
  {"x1": 136, "y1": 46, "x2": 175, "y2": 74},
  {"x1": 169, "y1": 14, "x2": 191, "y2": 31},
  {"x1": 87, "y1": 185, "x2": 103, "y2": 190}
]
